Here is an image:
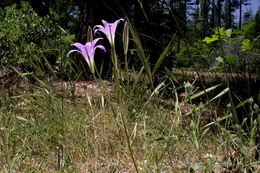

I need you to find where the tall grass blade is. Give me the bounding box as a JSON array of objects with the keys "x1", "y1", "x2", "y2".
[
  {"x1": 202, "y1": 114, "x2": 232, "y2": 129},
  {"x1": 128, "y1": 20, "x2": 153, "y2": 87},
  {"x1": 164, "y1": 67, "x2": 179, "y2": 84},
  {"x1": 210, "y1": 87, "x2": 229, "y2": 102},
  {"x1": 190, "y1": 84, "x2": 221, "y2": 100},
  {"x1": 142, "y1": 81, "x2": 165, "y2": 111},
  {"x1": 136, "y1": 0, "x2": 148, "y2": 22},
  {"x1": 235, "y1": 97, "x2": 253, "y2": 109},
  {"x1": 152, "y1": 37, "x2": 174, "y2": 75},
  {"x1": 227, "y1": 83, "x2": 239, "y2": 124},
  {"x1": 41, "y1": 51, "x2": 56, "y2": 75}
]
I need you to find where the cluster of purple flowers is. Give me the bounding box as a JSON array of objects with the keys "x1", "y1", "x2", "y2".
[{"x1": 67, "y1": 19, "x2": 124, "y2": 74}]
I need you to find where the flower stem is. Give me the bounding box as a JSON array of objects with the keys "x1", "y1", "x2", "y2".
[{"x1": 111, "y1": 45, "x2": 121, "y2": 101}]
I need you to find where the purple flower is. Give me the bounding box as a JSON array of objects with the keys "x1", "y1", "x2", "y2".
[
  {"x1": 67, "y1": 38, "x2": 106, "y2": 74},
  {"x1": 16, "y1": 66, "x2": 22, "y2": 71},
  {"x1": 93, "y1": 19, "x2": 124, "y2": 47}
]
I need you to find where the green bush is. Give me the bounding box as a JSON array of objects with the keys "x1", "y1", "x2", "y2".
[
  {"x1": 174, "y1": 41, "x2": 210, "y2": 68},
  {"x1": 0, "y1": 2, "x2": 66, "y2": 71}
]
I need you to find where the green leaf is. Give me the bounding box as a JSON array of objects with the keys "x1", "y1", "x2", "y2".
[
  {"x1": 225, "y1": 29, "x2": 232, "y2": 38},
  {"x1": 216, "y1": 56, "x2": 224, "y2": 63},
  {"x1": 224, "y1": 55, "x2": 234, "y2": 64},
  {"x1": 242, "y1": 22, "x2": 255, "y2": 32},
  {"x1": 241, "y1": 39, "x2": 251, "y2": 51},
  {"x1": 203, "y1": 35, "x2": 219, "y2": 43},
  {"x1": 214, "y1": 27, "x2": 225, "y2": 37},
  {"x1": 232, "y1": 29, "x2": 243, "y2": 35}
]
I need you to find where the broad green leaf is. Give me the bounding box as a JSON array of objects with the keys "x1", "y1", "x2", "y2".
[
  {"x1": 225, "y1": 29, "x2": 232, "y2": 38},
  {"x1": 203, "y1": 35, "x2": 219, "y2": 43},
  {"x1": 219, "y1": 28, "x2": 226, "y2": 37},
  {"x1": 232, "y1": 30, "x2": 243, "y2": 34},
  {"x1": 224, "y1": 55, "x2": 234, "y2": 64},
  {"x1": 214, "y1": 27, "x2": 225, "y2": 37},
  {"x1": 216, "y1": 56, "x2": 224, "y2": 63},
  {"x1": 241, "y1": 39, "x2": 251, "y2": 51},
  {"x1": 242, "y1": 22, "x2": 255, "y2": 32}
]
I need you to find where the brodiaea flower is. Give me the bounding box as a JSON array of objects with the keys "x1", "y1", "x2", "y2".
[
  {"x1": 67, "y1": 38, "x2": 106, "y2": 74},
  {"x1": 93, "y1": 19, "x2": 124, "y2": 47}
]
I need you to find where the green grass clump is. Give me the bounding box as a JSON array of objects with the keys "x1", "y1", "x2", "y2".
[{"x1": 0, "y1": 70, "x2": 259, "y2": 172}]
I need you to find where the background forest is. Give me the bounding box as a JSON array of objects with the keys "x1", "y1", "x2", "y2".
[
  {"x1": 0, "y1": 0, "x2": 259, "y2": 75},
  {"x1": 0, "y1": 0, "x2": 259, "y2": 172}
]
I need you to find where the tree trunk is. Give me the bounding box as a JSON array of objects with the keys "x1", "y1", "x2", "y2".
[
  {"x1": 226, "y1": 0, "x2": 232, "y2": 28},
  {"x1": 182, "y1": 0, "x2": 187, "y2": 35},
  {"x1": 75, "y1": 0, "x2": 113, "y2": 78},
  {"x1": 201, "y1": 0, "x2": 209, "y2": 37},
  {"x1": 15, "y1": 0, "x2": 21, "y2": 9},
  {"x1": 239, "y1": 0, "x2": 242, "y2": 29},
  {"x1": 217, "y1": 0, "x2": 222, "y2": 27},
  {"x1": 211, "y1": 0, "x2": 216, "y2": 27},
  {"x1": 76, "y1": 0, "x2": 95, "y2": 44},
  {"x1": 28, "y1": 0, "x2": 50, "y2": 16},
  {"x1": 75, "y1": 0, "x2": 95, "y2": 78}
]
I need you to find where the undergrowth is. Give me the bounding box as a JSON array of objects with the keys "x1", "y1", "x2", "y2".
[
  {"x1": 0, "y1": 6, "x2": 259, "y2": 172},
  {"x1": 0, "y1": 69, "x2": 259, "y2": 172}
]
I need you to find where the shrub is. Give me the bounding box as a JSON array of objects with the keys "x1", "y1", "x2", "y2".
[
  {"x1": 174, "y1": 40, "x2": 210, "y2": 68},
  {"x1": 0, "y1": 2, "x2": 65, "y2": 71}
]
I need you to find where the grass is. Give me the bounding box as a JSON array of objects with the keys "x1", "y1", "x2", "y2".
[
  {"x1": 0, "y1": 18, "x2": 259, "y2": 172},
  {"x1": 0, "y1": 69, "x2": 259, "y2": 172}
]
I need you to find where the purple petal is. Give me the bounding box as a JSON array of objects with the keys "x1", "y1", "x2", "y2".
[
  {"x1": 110, "y1": 18, "x2": 124, "y2": 39},
  {"x1": 91, "y1": 38, "x2": 103, "y2": 46},
  {"x1": 101, "y1": 20, "x2": 108, "y2": 26},
  {"x1": 93, "y1": 25, "x2": 105, "y2": 34},
  {"x1": 83, "y1": 38, "x2": 103, "y2": 60},
  {"x1": 67, "y1": 38, "x2": 107, "y2": 74},
  {"x1": 71, "y1": 42, "x2": 88, "y2": 58},
  {"x1": 71, "y1": 42, "x2": 85, "y2": 50},
  {"x1": 95, "y1": 45, "x2": 106, "y2": 52},
  {"x1": 84, "y1": 42, "x2": 94, "y2": 59},
  {"x1": 67, "y1": 49, "x2": 82, "y2": 57}
]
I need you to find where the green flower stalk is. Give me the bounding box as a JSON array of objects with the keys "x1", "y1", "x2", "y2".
[
  {"x1": 122, "y1": 21, "x2": 129, "y2": 71},
  {"x1": 94, "y1": 19, "x2": 124, "y2": 100}
]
